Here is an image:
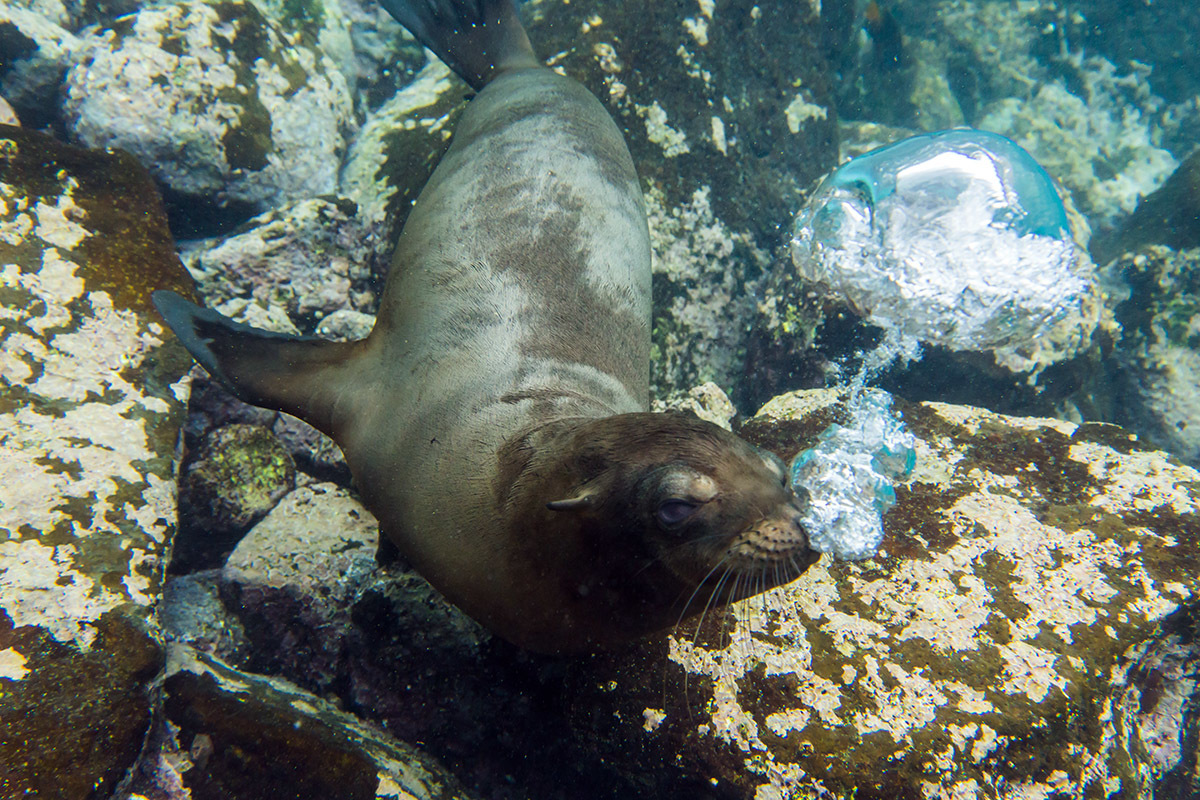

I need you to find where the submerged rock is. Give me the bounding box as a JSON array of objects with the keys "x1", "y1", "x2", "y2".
[
  {"x1": 0, "y1": 7, "x2": 79, "y2": 129},
  {"x1": 1108, "y1": 245, "x2": 1200, "y2": 467},
  {"x1": 561, "y1": 390, "x2": 1200, "y2": 799},
  {"x1": 132, "y1": 643, "x2": 478, "y2": 799},
  {"x1": 173, "y1": 423, "x2": 296, "y2": 572},
  {"x1": 63, "y1": 0, "x2": 354, "y2": 233},
  {"x1": 0, "y1": 127, "x2": 194, "y2": 796},
  {"x1": 1097, "y1": 150, "x2": 1200, "y2": 264},
  {"x1": 178, "y1": 195, "x2": 376, "y2": 333},
  {"x1": 0, "y1": 96, "x2": 17, "y2": 126}
]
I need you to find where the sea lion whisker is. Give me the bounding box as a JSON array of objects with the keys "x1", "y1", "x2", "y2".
[{"x1": 679, "y1": 561, "x2": 737, "y2": 718}]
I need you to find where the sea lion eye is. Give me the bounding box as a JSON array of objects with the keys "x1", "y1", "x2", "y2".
[{"x1": 657, "y1": 499, "x2": 698, "y2": 527}]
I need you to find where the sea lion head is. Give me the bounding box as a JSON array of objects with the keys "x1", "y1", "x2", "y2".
[{"x1": 534, "y1": 412, "x2": 818, "y2": 644}]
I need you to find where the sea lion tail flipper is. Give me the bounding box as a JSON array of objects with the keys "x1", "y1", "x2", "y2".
[
  {"x1": 152, "y1": 290, "x2": 361, "y2": 438},
  {"x1": 377, "y1": 0, "x2": 539, "y2": 90}
]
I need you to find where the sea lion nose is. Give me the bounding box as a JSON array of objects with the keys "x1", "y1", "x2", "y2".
[{"x1": 783, "y1": 497, "x2": 811, "y2": 548}]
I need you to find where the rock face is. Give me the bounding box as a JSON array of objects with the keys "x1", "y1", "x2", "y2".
[
  {"x1": 1098, "y1": 152, "x2": 1200, "y2": 263},
  {"x1": 178, "y1": 196, "x2": 375, "y2": 333},
  {"x1": 172, "y1": 423, "x2": 296, "y2": 572},
  {"x1": 0, "y1": 8, "x2": 79, "y2": 128},
  {"x1": 1108, "y1": 246, "x2": 1200, "y2": 467},
  {"x1": 532, "y1": 0, "x2": 837, "y2": 400},
  {"x1": 62, "y1": 0, "x2": 354, "y2": 229},
  {"x1": 561, "y1": 391, "x2": 1200, "y2": 799},
  {"x1": 0, "y1": 126, "x2": 194, "y2": 797}
]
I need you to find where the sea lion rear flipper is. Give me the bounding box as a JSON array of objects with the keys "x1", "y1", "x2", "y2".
[
  {"x1": 376, "y1": 0, "x2": 540, "y2": 90},
  {"x1": 152, "y1": 290, "x2": 362, "y2": 438}
]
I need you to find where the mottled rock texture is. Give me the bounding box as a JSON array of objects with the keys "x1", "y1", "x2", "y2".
[
  {"x1": 1108, "y1": 245, "x2": 1200, "y2": 468},
  {"x1": 561, "y1": 390, "x2": 1200, "y2": 799},
  {"x1": 172, "y1": 423, "x2": 296, "y2": 572},
  {"x1": 1097, "y1": 151, "x2": 1200, "y2": 264},
  {"x1": 139, "y1": 643, "x2": 478, "y2": 800},
  {"x1": 0, "y1": 126, "x2": 194, "y2": 797},
  {"x1": 63, "y1": 0, "x2": 353, "y2": 231},
  {"x1": 179, "y1": 195, "x2": 375, "y2": 333},
  {"x1": 0, "y1": 7, "x2": 79, "y2": 129}
]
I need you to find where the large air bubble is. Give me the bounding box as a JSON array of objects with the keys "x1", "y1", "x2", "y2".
[{"x1": 791, "y1": 129, "x2": 1086, "y2": 361}]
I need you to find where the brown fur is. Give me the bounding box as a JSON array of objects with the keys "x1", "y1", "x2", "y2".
[{"x1": 154, "y1": 2, "x2": 818, "y2": 653}]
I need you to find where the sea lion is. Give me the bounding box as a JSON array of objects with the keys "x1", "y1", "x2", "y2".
[{"x1": 154, "y1": 0, "x2": 818, "y2": 653}]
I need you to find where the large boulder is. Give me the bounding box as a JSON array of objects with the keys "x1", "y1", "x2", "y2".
[
  {"x1": 561, "y1": 390, "x2": 1200, "y2": 799},
  {"x1": 62, "y1": 0, "x2": 354, "y2": 232},
  {"x1": 0, "y1": 126, "x2": 194, "y2": 796}
]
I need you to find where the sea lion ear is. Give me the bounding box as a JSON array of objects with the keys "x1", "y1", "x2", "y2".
[{"x1": 546, "y1": 491, "x2": 595, "y2": 512}]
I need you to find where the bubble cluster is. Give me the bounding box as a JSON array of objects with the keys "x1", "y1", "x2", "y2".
[{"x1": 792, "y1": 129, "x2": 1088, "y2": 357}]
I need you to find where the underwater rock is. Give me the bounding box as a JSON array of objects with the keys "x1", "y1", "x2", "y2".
[
  {"x1": 173, "y1": 423, "x2": 296, "y2": 572},
  {"x1": 179, "y1": 195, "x2": 375, "y2": 334},
  {"x1": 161, "y1": 571, "x2": 247, "y2": 661},
  {"x1": 646, "y1": 184, "x2": 771, "y2": 400},
  {"x1": 131, "y1": 643, "x2": 478, "y2": 800},
  {"x1": 254, "y1": 0, "x2": 358, "y2": 94},
  {"x1": 1073, "y1": 0, "x2": 1200, "y2": 107},
  {"x1": 1111, "y1": 609, "x2": 1200, "y2": 799},
  {"x1": 338, "y1": 58, "x2": 469, "y2": 287},
  {"x1": 0, "y1": 127, "x2": 194, "y2": 795},
  {"x1": 223, "y1": 482, "x2": 377, "y2": 603},
  {"x1": 0, "y1": 96, "x2": 17, "y2": 126},
  {"x1": 526, "y1": 0, "x2": 835, "y2": 248},
  {"x1": 654, "y1": 381, "x2": 738, "y2": 431},
  {"x1": 1108, "y1": 245, "x2": 1200, "y2": 467},
  {"x1": 533, "y1": 0, "x2": 836, "y2": 401},
  {"x1": 62, "y1": 0, "x2": 354, "y2": 233},
  {"x1": 212, "y1": 482, "x2": 483, "y2": 686},
  {"x1": 1096, "y1": 149, "x2": 1200, "y2": 264},
  {"x1": 560, "y1": 390, "x2": 1200, "y2": 799},
  {"x1": 977, "y1": 56, "x2": 1177, "y2": 236},
  {"x1": 0, "y1": 8, "x2": 80, "y2": 129}
]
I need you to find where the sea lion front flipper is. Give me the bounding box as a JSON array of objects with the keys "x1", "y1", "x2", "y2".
[
  {"x1": 152, "y1": 290, "x2": 363, "y2": 438},
  {"x1": 376, "y1": 0, "x2": 540, "y2": 90}
]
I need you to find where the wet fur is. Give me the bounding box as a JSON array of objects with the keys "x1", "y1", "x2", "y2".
[{"x1": 154, "y1": 0, "x2": 816, "y2": 652}]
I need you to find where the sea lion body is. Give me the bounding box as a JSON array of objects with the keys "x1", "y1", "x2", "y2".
[
  {"x1": 155, "y1": 0, "x2": 816, "y2": 652},
  {"x1": 350, "y1": 65, "x2": 653, "y2": 647}
]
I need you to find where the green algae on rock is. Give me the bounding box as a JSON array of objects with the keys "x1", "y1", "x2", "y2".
[
  {"x1": 563, "y1": 390, "x2": 1200, "y2": 799},
  {"x1": 0, "y1": 126, "x2": 194, "y2": 796},
  {"x1": 172, "y1": 423, "x2": 296, "y2": 571}
]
